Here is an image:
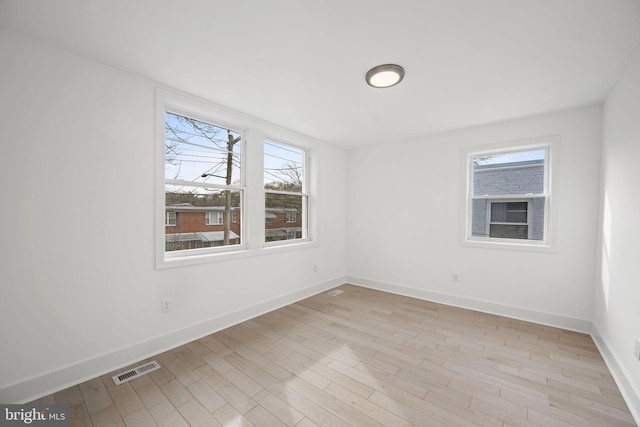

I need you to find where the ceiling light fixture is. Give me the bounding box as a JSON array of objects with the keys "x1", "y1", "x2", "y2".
[{"x1": 365, "y1": 64, "x2": 405, "y2": 88}]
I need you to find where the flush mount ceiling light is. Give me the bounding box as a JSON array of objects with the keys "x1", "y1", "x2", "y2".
[{"x1": 365, "y1": 64, "x2": 405, "y2": 88}]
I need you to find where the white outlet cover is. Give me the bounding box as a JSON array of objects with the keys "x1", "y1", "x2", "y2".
[{"x1": 635, "y1": 339, "x2": 640, "y2": 360}]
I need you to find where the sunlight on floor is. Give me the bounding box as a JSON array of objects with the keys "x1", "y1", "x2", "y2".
[{"x1": 281, "y1": 342, "x2": 408, "y2": 426}]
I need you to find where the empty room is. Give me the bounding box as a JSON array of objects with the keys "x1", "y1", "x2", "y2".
[{"x1": 1, "y1": 1, "x2": 639, "y2": 426}]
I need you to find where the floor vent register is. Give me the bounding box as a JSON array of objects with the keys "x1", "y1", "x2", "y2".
[{"x1": 112, "y1": 360, "x2": 161, "y2": 385}]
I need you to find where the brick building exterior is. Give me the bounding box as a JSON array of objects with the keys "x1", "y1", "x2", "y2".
[{"x1": 165, "y1": 204, "x2": 302, "y2": 251}]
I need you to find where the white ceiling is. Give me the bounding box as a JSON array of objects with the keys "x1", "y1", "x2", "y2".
[{"x1": 2, "y1": 0, "x2": 640, "y2": 148}]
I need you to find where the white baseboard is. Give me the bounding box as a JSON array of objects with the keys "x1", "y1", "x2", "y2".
[
  {"x1": 591, "y1": 325, "x2": 640, "y2": 426},
  {"x1": 346, "y1": 276, "x2": 592, "y2": 333},
  {"x1": 0, "y1": 277, "x2": 345, "y2": 404}
]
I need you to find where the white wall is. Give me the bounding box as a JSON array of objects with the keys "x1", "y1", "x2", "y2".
[
  {"x1": 0, "y1": 29, "x2": 347, "y2": 402},
  {"x1": 594, "y1": 46, "x2": 640, "y2": 419},
  {"x1": 347, "y1": 105, "x2": 602, "y2": 330}
]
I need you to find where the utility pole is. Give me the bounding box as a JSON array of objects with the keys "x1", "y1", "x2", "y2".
[{"x1": 224, "y1": 130, "x2": 241, "y2": 245}]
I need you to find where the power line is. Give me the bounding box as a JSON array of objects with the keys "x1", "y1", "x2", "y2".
[
  {"x1": 265, "y1": 140, "x2": 302, "y2": 155},
  {"x1": 165, "y1": 137, "x2": 238, "y2": 154}
]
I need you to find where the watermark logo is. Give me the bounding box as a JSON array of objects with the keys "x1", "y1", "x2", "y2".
[{"x1": 1, "y1": 405, "x2": 68, "y2": 426}]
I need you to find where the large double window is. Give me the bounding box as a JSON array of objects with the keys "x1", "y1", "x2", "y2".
[
  {"x1": 157, "y1": 90, "x2": 315, "y2": 267},
  {"x1": 464, "y1": 138, "x2": 555, "y2": 249}
]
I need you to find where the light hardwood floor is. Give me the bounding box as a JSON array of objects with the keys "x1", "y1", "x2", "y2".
[{"x1": 32, "y1": 284, "x2": 636, "y2": 426}]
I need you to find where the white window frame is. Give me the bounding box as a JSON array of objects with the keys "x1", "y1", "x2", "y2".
[
  {"x1": 461, "y1": 136, "x2": 558, "y2": 252},
  {"x1": 264, "y1": 139, "x2": 310, "y2": 247},
  {"x1": 156, "y1": 88, "x2": 318, "y2": 269}
]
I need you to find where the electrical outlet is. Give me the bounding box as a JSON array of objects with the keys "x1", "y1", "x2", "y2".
[
  {"x1": 452, "y1": 272, "x2": 461, "y2": 282},
  {"x1": 635, "y1": 339, "x2": 640, "y2": 361},
  {"x1": 161, "y1": 299, "x2": 172, "y2": 313}
]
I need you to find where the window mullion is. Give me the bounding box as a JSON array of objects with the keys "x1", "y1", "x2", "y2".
[{"x1": 244, "y1": 129, "x2": 265, "y2": 249}]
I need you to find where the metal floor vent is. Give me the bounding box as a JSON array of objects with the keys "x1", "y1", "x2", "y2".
[
  {"x1": 327, "y1": 289, "x2": 344, "y2": 296},
  {"x1": 112, "y1": 361, "x2": 160, "y2": 385}
]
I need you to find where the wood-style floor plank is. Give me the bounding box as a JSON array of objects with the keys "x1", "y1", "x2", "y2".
[{"x1": 31, "y1": 284, "x2": 636, "y2": 426}]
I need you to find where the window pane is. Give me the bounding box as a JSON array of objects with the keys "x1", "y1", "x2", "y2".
[
  {"x1": 491, "y1": 202, "x2": 528, "y2": 223},
  {"x1": 490, "y1": 224, "x2": 528, "y2": 239},
  {"x1": 265, "y1": 192, "x2": 305, "y2": 242},
  {"x1": 473, "y1": 149, "x2": 544, "y2": 196},
  {"x1": 264, "y1": 140, "x2": 304, "y2": 192},
  {"x1": 506, "y1": 211, "x2": 527, "y2": 223},
  {"x1": 165, "y1": 112, "x2": 241, "y2": 186},
  {"x1": 490, "y1": 202, "x2": 507, "y2": 222},
  {"x1": 507, "y1": 201, "x2": 528, "y2": 211},
  {"x1": 165, "y1": 185, "x2": 241, "y2": 252}
]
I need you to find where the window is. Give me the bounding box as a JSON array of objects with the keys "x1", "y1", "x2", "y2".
[
  {"x1": 285, "y1": 212, "x2": 297, "y2": 223},
  {"x1": 264, "y1": 140, "x2": 307, "y2": 243},
  {"x1": 464, "y1": 139, "x2": 553, "y2": 248},
  {"x1": 205, "y1": 211, "x2": 224, "y2": 225},
  {"x1": 163, "y1": 111, "x2": 243, "y2": 254},
  {"x1": 157, "y1": 89, "x2": 317, "y2": 268},
  {"x1": 165, "y1": 211, "x2": 177, "y2": 226}
]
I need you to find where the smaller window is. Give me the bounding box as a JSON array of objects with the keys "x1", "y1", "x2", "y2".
[
  {"x1": 285, "y1": 212, "x2": 297, "y2": 223},
  {"x1": 205, "y1": 211, "x2": 224, "y2": 225},
  {"x1": 464, "y1": 139, "x2": 553, "y2": 248},
  {"x1": 165, "y1": 211, "x2": 177, "y2": 226}
]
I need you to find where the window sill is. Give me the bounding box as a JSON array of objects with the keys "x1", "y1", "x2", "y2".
[
  {"x1": 156, "y1": 239, "x2": 318, "y2": 269},
  {"x1": 462, "y1": 238, "x2": 556, "y2": 254}
]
